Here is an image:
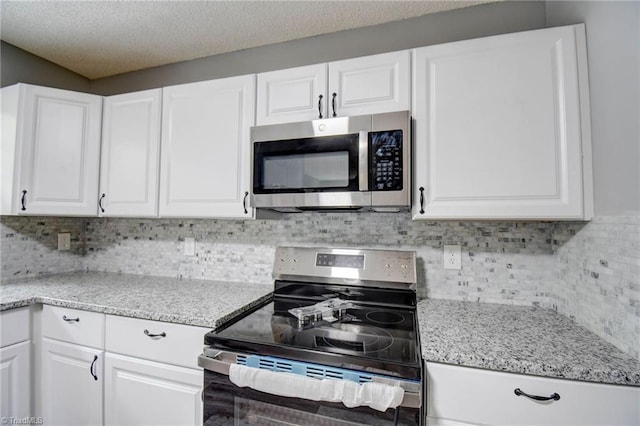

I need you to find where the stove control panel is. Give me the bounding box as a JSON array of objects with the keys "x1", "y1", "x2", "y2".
[{"x1": 273, "y1": 246, "x2": 417, "y2": 289}]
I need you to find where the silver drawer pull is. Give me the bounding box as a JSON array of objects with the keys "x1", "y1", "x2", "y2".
[
  {"x1": 62, "y1": 315, "x2": 80, "y2": 322},
  {"x1": 144, "y1": 329, "x2": 166, "y2": 338},
  {"x1": 514, "y1": 388, "x2": 560, "y2": 401}
]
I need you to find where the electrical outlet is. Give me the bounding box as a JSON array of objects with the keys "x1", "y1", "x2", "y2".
[
  {"x1": 184, "y1": 237, "x2": 196, "y2": 256},
  {"x1": 444, "y1": 245, "x2": 461, "y2": 270},
  {"x1": 58, "y1": 233, "x2": 71, "y2": 251}
]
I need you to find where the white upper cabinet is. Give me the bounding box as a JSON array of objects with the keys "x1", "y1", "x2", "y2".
[
  {"x1": 412, "y1": 24, "x2": 593, "y2": 220},
  {"x1": 1, "y1": 83, "x2": 103, "y2": 216},
  {"x1": 257, "y1": 50, "x2": 410, "y2": 125},
  {"x1": 257, "y1": 63, "x2": 327, "y2": 125},
  {"x1": 159, "y1": 75, "x2": 255, "y2": 218},
  {"x1": 328, "y1": 50, "x2": 410, "y2": 118},
  {"x1": 99, "y1": 89, "x2": 162, "y2": 217}
]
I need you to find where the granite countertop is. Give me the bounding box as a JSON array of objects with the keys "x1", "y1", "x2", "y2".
[
  {"x1": 2, "y1": 272, "x2": 639, "y2": 387},
  {"x1": 417, "y1": 299, "x2": 640, "y2": 387},
  {"x1": 0, "y1": 271, "x2": 272, "y2": 329}
]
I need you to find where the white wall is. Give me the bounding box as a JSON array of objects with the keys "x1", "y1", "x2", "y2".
[{"x1": 546, "y1": 1, "x2": 640, "y2": 216}]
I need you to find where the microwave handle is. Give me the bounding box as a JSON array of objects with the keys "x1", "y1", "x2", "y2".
[{"x1": 358, "y1": 131, "x2": 368, "y2": 191}]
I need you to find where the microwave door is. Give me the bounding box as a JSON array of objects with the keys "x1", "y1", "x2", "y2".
[
  {"x1": 253, "y1": 134, "x2": 360, "y2": 194},
  {"x1": 358, "y1": 130, "x2": 369, "y2": 192}
]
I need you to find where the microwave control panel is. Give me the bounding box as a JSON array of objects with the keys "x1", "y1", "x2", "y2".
[{"x1": 370, "y1": 130, "x2": 403, "y2": 191}]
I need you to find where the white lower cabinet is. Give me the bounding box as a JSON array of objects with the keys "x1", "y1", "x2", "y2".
[
  {"x1": 426, "y1": 362, "x2": 640, "y2": 426},
  {"x1": 0, "y1": 341, "x2": 31, "y2": 420},
  {"x1": 0, "y1": 307, "x2": 31, "y2": 421},
  {"x1": 36, "y1": 307, "x2": 208, "y2": 426},
  {"x1": 104, "y1": 314, "x2": 207, "y2": 426},
  {"x1": 105, "y1": 353, "x2": 202, "y2": 426},
  {"x1": 41, "y1": 338, "x2": 103, "y2": 426}
]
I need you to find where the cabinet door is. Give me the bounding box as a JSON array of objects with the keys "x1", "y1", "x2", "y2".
[
  {"x1": 328, "y1": 50, "x2": 410, "y2": 118},
  {"x1": 17, "y1": 84, "x2": 102, "y2": 216},
  {"x1": 41, "y1": 338, "x2": 103, "y2": 426},
  {"x1": 105, "y1": 353, "x2": 202, "y2": 426},
  {"x1": 412, "y1": 25, "x2": 592, "y2": 220},
  {"x1": 99, "y1": 89, "x2": 161, "y2": 217},
  {"x1": 159, "y1": 75, "x2": 255, "y2": 218},
  {"x1": 256, "y1": 63, "x2": 327, "y2": 125},
  {"x1": 427, "y1": 362, "x2": 640, "y2": 426},
  {"x1": 0, "y1": 341, "x2": 31, "y2": 420}
]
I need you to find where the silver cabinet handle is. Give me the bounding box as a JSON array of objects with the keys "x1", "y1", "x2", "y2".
[
  {"x1": 63, "y1": 315, "x2": 80, "y2": 322},
  {"x1": 144, "y1": 329, "x2": 166, "y2": 338}
]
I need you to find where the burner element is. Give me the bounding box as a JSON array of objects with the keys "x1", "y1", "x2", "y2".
[
  {"x1": 315, "y1": 324, "x2": 393, "y2": 354},
  {"x1": 365, "y1": 310, "x2": 406, "y2": 325}
]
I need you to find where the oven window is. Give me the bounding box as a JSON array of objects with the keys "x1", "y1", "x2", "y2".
[
  {"x1": 253, "y1": 134, "x2": 359, "y2": 194},
  {"x1": 203, "y1": 370, "x2": 419, "y2": 426},
  {"x1": 263, "y1": 151, "x2": 349, "y2": 189}
]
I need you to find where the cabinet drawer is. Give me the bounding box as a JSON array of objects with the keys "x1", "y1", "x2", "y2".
[
  {"x1": 427, "y1": 362, "x2": 640, "y2": 426},
  {"x1": 42, "y1": 305, "x2": 105, "y2": 349},
  {"x1": 1, "y1": 307, "x2": 30, "y2": 347},
  {"x1": 105, "y1": 315, "x2": 210, "y2": 369}
]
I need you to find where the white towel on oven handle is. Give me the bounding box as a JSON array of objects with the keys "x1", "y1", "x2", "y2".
[{"x1": 228, "y1": 363, "x2": 405, "y2": 412}]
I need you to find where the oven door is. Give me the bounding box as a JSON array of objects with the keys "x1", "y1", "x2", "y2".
[
  {"x1": 203, "y1": 370, "x2": 419, "y2": 426},
  {"x1": 200, "y1": 353, "x2": 421, "y2": 426}
]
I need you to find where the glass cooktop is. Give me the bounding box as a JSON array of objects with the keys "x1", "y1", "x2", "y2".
[{"x1": 205, "y1": 282, "x2": 421, "y2": 379}]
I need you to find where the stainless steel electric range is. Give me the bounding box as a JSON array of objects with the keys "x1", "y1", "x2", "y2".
[{"x1": 199, "y1": 247, "x2": 423, "y2": 425}]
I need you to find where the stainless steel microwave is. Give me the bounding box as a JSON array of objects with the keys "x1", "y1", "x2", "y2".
[{"x1": 250, "y1": 111, "x2": 411, "y2": 212}]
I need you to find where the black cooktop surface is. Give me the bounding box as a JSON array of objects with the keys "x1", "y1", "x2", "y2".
[{"x1": 206, "y1": 282, "x2": 421, "y2": 379}]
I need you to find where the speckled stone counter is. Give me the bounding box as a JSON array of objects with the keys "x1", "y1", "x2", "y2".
[
  {"x1": 417, "y1": 299, "x2": 640, "y2": 387},
  {"x1": 0, "y1": 271, "x2": 272, "y2": 329}
]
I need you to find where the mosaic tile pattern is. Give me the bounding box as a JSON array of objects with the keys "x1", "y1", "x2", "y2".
[
  {"x1": 82, "y1": 214, "x2": 556, "y2": 307},
  {"x1": 1, "y1": 216, "x2": 85, "y2": 279},
  {"x1": 1, "y1": 212, "x2": 638, "y2": 360},
  {"x1": 552, "y1": 215, "x2": 640, "y2": 359}
]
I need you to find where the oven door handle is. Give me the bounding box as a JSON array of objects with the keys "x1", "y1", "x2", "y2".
[
  {"x1": 198, "y1": 350, "x2": 422, "y2": 409},
  {"x1": 198, "y1": 351, "x2": 237, "y2": 375}
]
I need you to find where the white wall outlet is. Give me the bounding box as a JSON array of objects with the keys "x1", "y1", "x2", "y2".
[
  {"x1": 58, "y1": 233, "x2": 71, "y2": 251},
  {"x1": 444, "y1": 245, "x2": 461, "y2": 270},
  {"x1": 184, "y1": 237, "x2": 196, "y2": 256}
]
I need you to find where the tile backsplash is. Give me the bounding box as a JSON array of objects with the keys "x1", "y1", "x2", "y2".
[
  {"x1": 1, "y1": 212, "x2": 638, "y2": 358},
  {"x1": 82, "y1": 214, "x2": 557, "y2": 306},
  {"x1": 552, "y1": 215, "x2": 640, "y2": 359},
  {"x1": 1, "y1": 216, "x2": 85, "y2": 279}
]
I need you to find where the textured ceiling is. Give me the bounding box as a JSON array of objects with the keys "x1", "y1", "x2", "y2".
[{"x1": 1, "y1": 0, "x2": 493, "y2": 80}]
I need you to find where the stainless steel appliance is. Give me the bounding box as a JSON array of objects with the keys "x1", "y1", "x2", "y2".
[
  {"x1": 199, "y1": 247, "x2": 423, "y2": 425},
  {"x1": 250, "y1": 111, "x2": 411, "y2": 212}
]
